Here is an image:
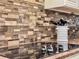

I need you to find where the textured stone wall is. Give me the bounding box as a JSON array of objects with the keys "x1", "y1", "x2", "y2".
[
  {"x1": 0, "y1": 0, "x2": 79, "y2": 59},
  {"x1": 0, "y1": 0, "x2": 55, "y2": 59}
]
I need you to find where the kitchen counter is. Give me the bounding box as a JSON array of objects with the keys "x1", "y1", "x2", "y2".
[
  {"x1": 65, "y1": 53, "x2": 79, "y2": 59},
  {"x1": 44, "y1": 48, "x2": 79, "y2": 59},
  {"x1": 0, "y1": 56, "x2": 9, "y2": 59}
]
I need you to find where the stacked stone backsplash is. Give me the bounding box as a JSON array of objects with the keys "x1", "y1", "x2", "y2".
[
  {"x1": 0, "y1": 0, "x2": 55, "y2": 59},
  {"x1": 0, "y1": 0, "x2": 79, "y2": 59}
]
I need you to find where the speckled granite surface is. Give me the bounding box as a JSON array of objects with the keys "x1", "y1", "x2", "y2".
[
  {"x1": 65, "y1": 53, "x2": 79, "y2": 59},
  {"x1": 44, "y1": 48, "x2": 79, "y2": 59}
]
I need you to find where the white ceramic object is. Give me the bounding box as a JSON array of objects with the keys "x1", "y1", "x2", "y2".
[{"x1": 56, "y1": 26, "x2": 69, "y2": 51}]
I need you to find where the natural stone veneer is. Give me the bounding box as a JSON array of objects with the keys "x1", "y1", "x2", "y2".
[
  {"x1": 0, "y1": 0, "x2": 54, "y2": 59},
  {"x1": 0, "y1": 0, "x2": 79, "y2": 59}
]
